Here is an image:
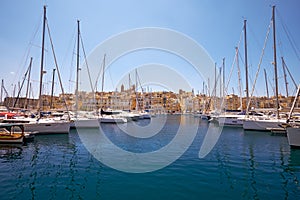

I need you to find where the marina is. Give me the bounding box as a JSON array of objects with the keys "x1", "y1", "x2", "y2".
[
  {"x1": 1, "y1": 1, "x2": 300, "y2": 199},
  {"x1": 0, "y1": 115, "x2": 300, "y2": 199}
]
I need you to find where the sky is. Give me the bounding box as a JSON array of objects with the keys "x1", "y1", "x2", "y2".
[{"x1": 0, "y1": 0, "x2": 300, "y2": 100}]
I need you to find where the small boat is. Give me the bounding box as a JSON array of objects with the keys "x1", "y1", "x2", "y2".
[{"x1": 0, "y1": 123, "x2": 25, "y2": 143}]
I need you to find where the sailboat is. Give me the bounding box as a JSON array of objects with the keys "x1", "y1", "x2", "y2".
[
  {"x1": 97, "y1": 55, "x2": 127, "y2": 123},
  {"x1": 69, "y1": 20, "x2": 100, "y2": 128},
  {"x1": 133, "y1": 69, "x2": 151, "y2": 119},
  {"x1": 3, "y1": 6, "x2": 70, "y2": 134},
  {"x1": 242, "y1": 6, "x2": 287, "y2": 132},
  {"x1": 216, "y1": 55, "x2": 245, "y2": 127}
]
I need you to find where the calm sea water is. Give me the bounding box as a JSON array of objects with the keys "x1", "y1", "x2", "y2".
[{"x1": 1, "y1": 115, "x2": 300, "y2": 200}]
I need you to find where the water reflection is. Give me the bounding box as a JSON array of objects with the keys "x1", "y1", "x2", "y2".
[
  {"x1": 0, "y1": 116, "x2": 300, "y2": 199},
  {"x1": 0, "y1": 144, "x2": 23, "y2": 161},
  {"x1": 99, "y1": 115, "x2": 183, "y2": 153},
  {"x1": 289, "y1": 149, "x2": 300, "y2": 167},
  {"x1": 248, "y1": 144, "x2": 258, "y2": 199},
  {"x1": 0, "y1": 132, "x2": 104, "y2": 200}
]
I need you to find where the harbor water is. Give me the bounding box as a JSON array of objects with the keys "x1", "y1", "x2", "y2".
[{"x1": 0, "y1": 115, "x2": 300, "y2": 199}]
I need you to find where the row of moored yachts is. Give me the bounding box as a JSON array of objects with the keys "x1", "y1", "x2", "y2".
[
  {"x1": 195, "y1": 110, "x2": 300, "y2": 148},
  {"x1": 0, "y1": 109, "x2": 152, "y2": 144}
]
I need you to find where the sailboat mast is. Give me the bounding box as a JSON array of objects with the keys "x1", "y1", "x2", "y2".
[
  {"x1": 214, "y1": 62, "x2": 217, "y2": 111},
  {"x1": 101, "y1": 55, "x2": 106, "y2": 93},
  {"x1": 207, "y1": 78, "x2": 210, "y2": 98},
  {"x1": 25, "y1": 57, "x2": 33, "y2": 109},
  {"x1": 38, "y1": 5, "x2": 47, "y2": 114},
  {"x1": 264, "y1": 69, "x2": 269, "y2": 98},
  {"x1": 282, "y1": 58, "x2": 298, "y2": 91},
  {"x1": 75, "y1": 20, "x2": 80, "y2": 116},
  {"x1": 244, "y1": 20, "x2": 249, "y2": 110},
  {"x1": 281, "y1": 57, "x2": 289, "y2": 97},
  {"x1": 272, "y1": 5, "x2": 280, "y2": 119},
  {"x1": 135, "y1": 69, "x2": 138, "y2": 111},
  {"x1": 235, "y1": 47, "x2": 243, "y2": 110},
  {"x1": 222, "y1": 58, "x2": 225, "y2": 98},
  {"x1": 128, "y1": 74, "x2": 131, "y2": 110},
  {"x1": 221, "y1": 58, "x2": 225, "y2": 111},
  {"x1": 219, "y1": 66, "x2": 222, "y2": 99},
  {"x1": 215, "y1": 62, "x2": 216, "y2": 96},
  {"x1": 101, "y1": 54, "x2": 106, "y2": 108},
  {"x1": 0, "y1": 79, "x2": 3, "y2": 104},
  {"x1": 50, "y1": 68, "x2": 56, "y2": 109},
  {"x1": 13, "y1": 59, "x2": 33, "y2": 108}
]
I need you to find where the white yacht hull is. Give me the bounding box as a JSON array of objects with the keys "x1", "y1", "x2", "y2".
[
  {"x1": 243, "y1": 118, "x2": 285, "y2": 131},
  {"x1": 217, "y1": 115, "x2": 244, "y2": 127},
  {"x1": 286, "y1": 126, "x2": 300, "y2": 148},
  {"x1": 99, "y1": 116, "x2": 127, "y2": 123},
  {"x1": 24, "y1": 121, "x2": 70, "y2": 134},
  {"x1": 3, "y1": 118, "x2": 70, "y2": 134},
  {"x1": 70, "y1": 118, "x2": 100, "y2": 128}
]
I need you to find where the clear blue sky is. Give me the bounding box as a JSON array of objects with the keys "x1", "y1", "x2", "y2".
[{"x1": 0, "y1": 0, "x2": 299, "y2": 99}]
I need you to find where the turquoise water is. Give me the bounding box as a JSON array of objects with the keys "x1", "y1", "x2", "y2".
[{"x1": 1, "y1": 115, "x2": 300, "y2": 199}]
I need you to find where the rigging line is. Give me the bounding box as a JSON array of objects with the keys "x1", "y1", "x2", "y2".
[
  {"x1": 211, "y1": 72, "x2": 220, "y2": 97},
  {"x1": 136, "y1": 69, "x2": 144, "y2": 93},
  {"x1": 223, "y1": 28, "x2": 243, "y2": 96},
  {"x1": 13, "y1": 63, "x2": 31, "y2": 108},
  {"x1": 247, "y1": 67, "x2": 259, "y2": 97},
  {"x1": 2, "y1": 84, "x2": 9, "y2": 97},
  {"x1": 237, "y1": 50, "x2": 245, "y2": 66},
  {"x1": 248, "y1": 22, "x2": 264, "y2": 52},
  {"x1": 210, "y1": 67, "x2": 221, "y2": 98},
  {"x1": 282, "y1": 59, "x2": 298, "y2": 89},
  {"x1": 276, "y1": 28, "x2": 285, "y2": 58},
  {"x1": 236, "y1": 48, "x2": 244, "y2": 100},
  {"x1": 63, "y1": 24, "x2": 77, "y2": 67},
  {"x1": 222, "y1": 57, "x2": 235, "y2": 100},
  {"x1": 290, "y1": 88, "x2": 297, "y2": 98},
  {"x1": 267, "y1": 73, "x2": 275, "y2": 97},
  {"x1": 14, "y1": 13, "x2": 43, "y2": 85},
  {"x1": 46, "y1": 21, "x2": 70, "y2": 117},
  {"x1": 79, "y1": 33, "x2": 94, "y2": 94},
  {"x1": 211, "y1": 69, "x2": 221, "y2": 112},
  {"x1": 68, "y1": 36, "x2": 77, "y2": 92},
  {"x1": 94, "y1": 55, "x2": 105, "y2": 92},
  {"x1": 221, "y1": 46, "x2": 243, "y2": 111},
  {"x1": 236, "y1": 49, "x2": 245, "y2": 94},
  {"x1": 246, "y1": 20, "x2": 272, "y2": 113},
  {"x1": 277, "y1": 9, "x2": 300, "y2": 62},
  {"x1": 108, "y1": 66, "x2": 115, "y2": 91},
  {"x1": 65, "y1": 24, "x2": 77, "y2": 86}
]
